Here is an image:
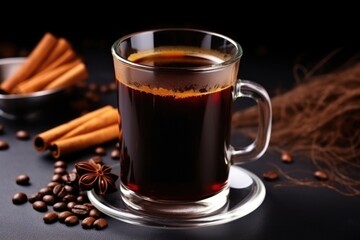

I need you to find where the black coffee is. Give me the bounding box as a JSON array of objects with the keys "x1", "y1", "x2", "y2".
[{"x1": 118, "y1": 49, "x2": 233, "y2": 201}]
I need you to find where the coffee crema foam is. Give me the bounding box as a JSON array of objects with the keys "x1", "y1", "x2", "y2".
[
  {"x1": 118, "y1": 81, "x2": 231, "y2": 99},
  {"x1": 127, "y1": 46, "x2": 230, "y2": 65},
  {"x1": 115, "y1": 46, "x2": 234, "y2": 98}
]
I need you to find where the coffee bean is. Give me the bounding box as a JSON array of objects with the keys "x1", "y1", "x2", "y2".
[
  {"x1": 64, "y1": 185, "x2": 77, "y2": 194},
  {"x1": 95, "y1": 146, "x2": 106, "y2": 156},
  {"x1": 314, "y1": 170, "x2": 329, "y2": 181},
  {"x1": 94, "y1": 218, "x2": 108, "y2": 230},
  {"x1": 43, "y1": 212, "x2": 58, "y2": 224},
  {"x1": 83, "y1": 203, "x2": 94, "y2": 209},
  {"x1": 99, "y1": 84, "x2": 110, "y2": 93},
  {"x1": 47, "y1": 181, "x2": 58, "y2": 189},
  {"x1": 16, "y1": 130, "x2": 30, "y2": 140},
  {"x1": 28, "y1": 192, "x2": 42, "y2": 203},
  {"x1": 76, "y1": 195, "x2": 88, "y2": 204},
  {"x1": 71, "y1": 204, "x2": 90, "y2": 217},
  {"x1": 12, "y1": 192, "x2": 28, "y2": 205},
  {"x1": 263, "y1": 170, "x2": 279, "y2": 181},
  {"x1": 0, "y1": 140, "x2": 9, "y2": 150},
  {"x1": 0, "y1": 123, "x2": 4, "y2": 134},
  {"x1": 42, "y1": 194, "x2": 56, "y2": 205},
  {"x1": 58, "y1": 211, "x2": 73, "y2": 223},
  {"x1": 89, "y1": 208, "x2": 102, "y2": 218},
  {"x1": 54, "y1": 160, "x2": 67, "y2": 169},
  {"x1": 63, "y1": 194, "x2": 77, "y2": 203},
  {"x1": 62, "y1": 172, "x2": 78, "y2": 185},
  {"x1": 33, "y1": 200, "x2": 48, "y2": 212},
  {"x1": 53, "y1": 184, "x2": 67, "y2": 198},
  {"x1": 109, "y1": 82, "x2": 117, "y2": 92},
  {"x1": 111, "y1": 149, "x2": 120, "y2": 160},
  {"x1": 51, "y1": 174, "x2": 63, "y2": 182},
  {"x1": 54, "y1": 167, "x2": 67, "y2": 175},
  {"x1": 67, "y1": 201, "x2": 77, "y2": 210},
  {"x1": 64, "y1": 215, "x2": 79, "y2": 226},
  {"x1": 81, "y1": 216, "x2": 96, "y2": 229},
  {"x1": 53, "y1": 202, "x2": 67, "y2": 212},
  {"x1": 39, "y1": 187, "x2": 52, "y2": 196},
  {"x1": 281, "y1": 151, "x2": 293, "y2": 163},
  {"x1": 16, "y1": 174, "x2": 30, "y2": 185}
]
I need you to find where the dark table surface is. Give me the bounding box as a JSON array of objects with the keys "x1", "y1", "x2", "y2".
[{"x1": 1, "y1": 49, "x2": 359, "y2": 240}]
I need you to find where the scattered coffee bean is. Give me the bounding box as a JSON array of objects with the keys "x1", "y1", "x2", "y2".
[
  {"x1": 12, "y1": 154, "x2": 110, "y2": 231},
  {"x1": 71, "y1": 204, "x2": 90, "y2": 217},
  {"x1": 81, "y1": 216, "x2": 96, "y2": 229},
  {"x1": 111, "y1": 149, "x2": 120, "y2": 160},
  {"x1": 53, "y1": 202, "x2": 67, "y2": 212},
  {"x1": 263, "y1": 170, "x2": 279, "y2": 181},
  {"x1": 54, "y1": 160, "x2": 67, "y2": 169},
  {"x1": 0, "y1": 123, "x2": 4, "y2": 134},
  {"x1": 67, "y1": 201, "x2": 77, "y2": 210},
  {"x1": 62, "y1": 172, "x2": 78, "y2": 185},
  {"x1": 16, "y1": 130, "x2": 30, "y2": 140},
  {"x1": 53, "y1": 184, "x2": 67, "y2": 198},
  {"x1": 47, "y1": 181, "x2": 58, "y2": 189},
  {"x1": 64, "y1": 215, "x2": 79, "y2": 226},
  {"x1": 76, "y1": 195, "x2": 87, "y2": 204},
  {"x1": 109, "y1": 82, "x2": 117, "y2": 92},
  {"x1": 95, "y1": 146, "x2": 106, "y2": 156},
  {"x1": 281, "y1": 151, "x2": 293, "y2": 163},
  {"x1": 43, "y1": 212, "x2": 58, "y2": 224},
  {"x1": 42, "y1": 194, "x2": 56, "y2": 205},
  {"x1": 12, "y1": 192, "x2": 28, "y2": 205},
  {"x1": 87, "y1": 83, "x2": 99, "y2": 91},
  {"x1": 0, "y1": 140, "x2": 9, "y2": 150},
  {"x1": 16, "y1": 174, "x2": 30, "y2": 185},
  {"x1": 28, "y1": 192, "x2": 42, "y2": 203},
  {"x1": 32, "y1": 200, "x2": 48, "y2": 212},
  {"x1": 314, "y1": 169, "x2": 329, "y2": 181},
  {"x1": 58, "y1": 211, "x2": 73, "y2": 223},
  {"x1": 63, "y1": 194, "x2": 77, "y2": 203},
  {"x1": 89, "y1": 208, "x2": 102, "y2": 218},
  {"x1": 54, "y1": 167, "x2": 67, "y2": 175},
  {"x1": 39, "y1": 187, "x2": 52, "y2": 196},
  {"x1": 94, "y1": 218, "x2": 108, "y2": 230},
  {"x1": 51, "y1": 174, "x2": 63, "y2": 182},
  {"x1": 64, "y1": 184, "x2": 76, "y2": 194}
]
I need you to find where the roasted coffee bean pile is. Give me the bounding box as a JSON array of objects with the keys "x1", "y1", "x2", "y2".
[{"x1": 12, "y1": 159, "x2": 111, "y2": 230}]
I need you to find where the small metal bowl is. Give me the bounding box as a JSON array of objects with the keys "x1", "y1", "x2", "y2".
[{"x1": 0, "y1": 57, "x2": 70, "y2": 120}]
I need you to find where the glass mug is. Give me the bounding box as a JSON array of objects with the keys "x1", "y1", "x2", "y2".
[{"x1": 111, "y1": 28, "x2": 272, "y2": 218}]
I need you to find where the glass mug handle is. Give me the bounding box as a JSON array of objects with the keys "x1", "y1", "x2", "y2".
[{"x1": 229, "y1": 79, "x2": 272, "y2": 164}]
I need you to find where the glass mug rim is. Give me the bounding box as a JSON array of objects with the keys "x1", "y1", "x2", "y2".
[{"x1": 111, "y1": 28, "x2": 243, "y2": 72}]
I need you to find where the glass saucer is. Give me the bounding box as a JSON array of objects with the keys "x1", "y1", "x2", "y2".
[{"x1": 87, "y1": 164, "x2": 266, "y2": 229}]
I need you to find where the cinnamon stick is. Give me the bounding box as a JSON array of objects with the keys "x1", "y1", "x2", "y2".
[
  {"x1": 41, "y1": 48, "x2": 77, "y2": 72},
  {"x1": 36, "y1": 38, "x2": 72, "y2": 72},
  {"x1": 14, "y1": 59, "x2": 81, "y2": 94},
  {"x1": 0, "y1": 33, "x2": 58, "y2": 93},
  {"x1": 43, "y1": 62, "x2": 87, "y2": 90},
  {"x1": 59, "y1": 108, "x2": 119, "y2": 140},
  {"x1": 33, "y1": 105, "x2": 115, "y2": 152},
  {"x1": 50, "y1": 124, "x2": 121, "y2": 159}
]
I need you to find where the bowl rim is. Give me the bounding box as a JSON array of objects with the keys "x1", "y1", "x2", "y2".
[{"x1": 0, "y1": 57, "x2": 63, "y2": 99}]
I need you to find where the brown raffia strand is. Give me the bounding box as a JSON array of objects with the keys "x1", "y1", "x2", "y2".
[{"x1": 232, "y1": 59, "x2": 360, "y2": 196}]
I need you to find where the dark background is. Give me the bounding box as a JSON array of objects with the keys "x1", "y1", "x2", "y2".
[{"x1": 1, "y1": 3, "x2": 359, "y2": 61}]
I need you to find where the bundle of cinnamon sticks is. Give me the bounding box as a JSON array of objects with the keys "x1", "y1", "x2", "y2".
[
  {"x1": 0, "y1": 32, "x2": 88, "y2": 94},
  {"x1": 33, "y1": 105, "x2": 121, "y2": 159}
]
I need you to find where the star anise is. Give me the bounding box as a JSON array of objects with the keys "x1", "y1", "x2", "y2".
[{"x1": 75, "y1": 159, "x2": 118, "y2": 196}]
